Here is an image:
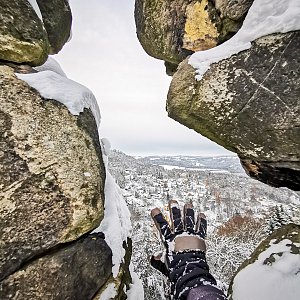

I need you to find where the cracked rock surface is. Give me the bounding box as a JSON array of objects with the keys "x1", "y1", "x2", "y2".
[
  {"x1": 0, "y1": 66, "x2": 105, "y2": 280},
  {"x1": 167, "y1": 32, "x2": 300, "y2": 190},
  {"x1": 0, "y1": 233, "x2": 112, "y2": 300}
]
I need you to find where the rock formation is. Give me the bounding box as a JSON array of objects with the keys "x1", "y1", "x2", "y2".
[
  {"x1": 135, "y1": 1, "x2": 300, "y2": 191},
  {"x1": 0, "y1": 233, "x2": 112, "y2": 300},
  {"x1": 167, "y1": 32, "x2": 300, "y2": 190},
  {"x1": 135, "y1": 0, "x2": 253, "y2": 74},
  {"x1": 0, "y1": 2, "x2": 132, "y2": 299},
  {"x1": 0, "y1": 0, "x2": 72, "y2": 66},
  {"x1": 36, "y1": 0, "x2": 72, "y2": 54},
  {"x1": 0, "y1": 65, "x2": 105, "y2": 280},
  {"x1": 0, "y1": 0, "x2": 49, "y2": 65}
]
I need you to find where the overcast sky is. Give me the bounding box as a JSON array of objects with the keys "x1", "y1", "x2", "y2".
[{"x1": 55, "y1": 0, "x2": 233, "y2": 157}]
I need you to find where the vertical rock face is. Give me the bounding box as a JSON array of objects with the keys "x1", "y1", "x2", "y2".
[
  {"x1": 0, "y1": 0, "x2": 72, "y2": 65},
  {"x1": 0, "y1": 233, "x2": 112, "y2": 300},
  {"x1": 93, "y1": 239, "x2": 133, "y2": 300},
  {"x1": 167, "y1": 32, "x2": 300, "y2": 190},
  {"x1": 135, "y1": 0, "x2": 193, "y2": 66},
  {"x1": 0, "y1": 66, "x2": 105, "y2": 280},
  {"x1": 135, "y1": 0, "x2": 251, "y2": 74},
  {"x1": 36, "y1": 0, "x2": 72, "y2": 54},
  {"x1": 0, "y1": 2, "x2": 133, "y2": 299},
  {"x1": 0, "y1": 0, "x2": 49, "y2": 65}
]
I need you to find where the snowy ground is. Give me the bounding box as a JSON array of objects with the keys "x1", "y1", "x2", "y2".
[{"x1": 108, "y1": 150, "x2": 300, "y2": 299}]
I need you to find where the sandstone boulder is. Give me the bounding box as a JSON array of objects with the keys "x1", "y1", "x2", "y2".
[
  {"x1": 0, "y1": 65, "x2": 105, "y2": 280},
  {"x1": 167, "y1": 32, "x2": 300, "y2": 190},
  {"x1": 0, "y1": 0, "x2": 49, "y2": 65},
  {"x1": 36, "y1": 0, "x2": 72, "y2": 54},
  {"x1": 135, "y1": 0, "x2": 251, "y2": 74},
  {"x1": 215, "y1": 0, "x2": 253, "y2": 21},
  {"x1": 0, "y1": 233, "x2": 112, "y2": 300}
]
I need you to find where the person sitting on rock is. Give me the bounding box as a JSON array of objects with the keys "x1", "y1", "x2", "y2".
[{"x1": 150, "y1": 200, "x2": 227, "y2": 300}]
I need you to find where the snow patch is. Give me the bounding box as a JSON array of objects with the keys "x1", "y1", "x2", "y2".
[
  {"x1": 16, "y1": 70, "x2": 101, "y2": 128},
  {"x1": 34, "y1": 56, "x2": 67, "y2": 77},
  {"x1": 99, "y1": 283, "x2": 117, "y2": 300},
  {"x1": 101, "y1": 138, "x2": 112, "y2": 156},
  {"x1": 189, "y1": 0, "x2": 300, "y2": 80},
  {"x1": 126, "y1": 263, "x2": 145, "y2": 300},
  {"x1": 232, "y1": 239, "x2": 300, "y2": 300},
  {"x1": 94, "y1": 140, "x2": 132, "y2": 277},
  {"x1": 27, "y1": 0, "x2": 43, "y2": 21}
]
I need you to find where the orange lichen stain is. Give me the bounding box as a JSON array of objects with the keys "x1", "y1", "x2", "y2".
[
  {"x1": 243, "y1": 160, "x2": 261, "y2": 175},
  {"x1": 183, "y1": 0, "x2": 218, "y2": 51}
]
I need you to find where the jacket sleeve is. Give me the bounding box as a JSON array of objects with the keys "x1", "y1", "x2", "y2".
[
  {"x1": 187, "y1": 285, "x2": 227, "y2": 300},
  {"x1": 169, "y1": 250, "x2": 227, "y2": 300},
  {"x1": 150, "y1": 255, "x2": 169, "y2": 277}
]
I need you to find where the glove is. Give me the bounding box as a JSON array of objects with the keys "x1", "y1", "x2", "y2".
[{"x1": 150, "y1": 200, "x2": 221, "y2": 300}]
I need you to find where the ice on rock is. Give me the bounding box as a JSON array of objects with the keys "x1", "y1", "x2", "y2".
[
  {"x1": 16, "y1": 68, "x2": 101, "y2": 128},
  {"x1": 101, "y1": 138, "x2": 112, "y2": 156},
  {"x1": 189, "y1": 0, "x2": 300, "y2": 80}
]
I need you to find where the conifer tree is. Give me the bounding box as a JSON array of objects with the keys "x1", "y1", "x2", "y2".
[{"x1": 265, "y1": 205, "x2": 291, "y2": 235}]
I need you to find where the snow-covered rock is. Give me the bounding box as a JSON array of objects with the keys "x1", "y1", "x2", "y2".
[
  {"x1": 134, "y1": 0, "x2": 251, "y2": 75},
  {"x1": 0, "y1": 65, "x2": 105, "y2": 283},
  {"x1": 167, "y1": 30, "x2": 300, "y2": 191},
  {"x1": 229, "y1": 223, "x2": 300, "y2": 300},
  {"x1": 189, "y1": 0, "x2": 300, "y2": 80},
  {"x1": 16, "y1": 68, "x2": 101, "y2": 128}
]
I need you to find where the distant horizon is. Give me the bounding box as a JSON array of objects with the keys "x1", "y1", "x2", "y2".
[{"x1": 111, "y1": 148, "x2": 237, "y2": 158}]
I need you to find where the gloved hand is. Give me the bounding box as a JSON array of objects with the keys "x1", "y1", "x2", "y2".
[{"x1": 150, "y1": 200, "x2": 223, "y2": 300}]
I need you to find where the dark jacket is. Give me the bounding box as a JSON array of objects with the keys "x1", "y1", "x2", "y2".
[{"x1": 169, "y1": 250, "x2": 227, "y2": 300}]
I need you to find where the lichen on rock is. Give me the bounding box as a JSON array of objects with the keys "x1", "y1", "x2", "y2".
[
  {"x1": 0, "y1": 65, "x2": 105, "y2": 280},
  {"x1": 183, "y1": 0, "x2": 219, "y2": 51},
  {"x1": 167, "y1": 31, "x2": 300, "y2": 190},
  {"x1": 0, "y1": 233, "x2": 112, "y2": 300},
  {"x1": 135, "y1": 0, "x2": 249, "y2": 74},
  {"x1": 0, "y1": 0, "x2": 49, "y2": 66}
]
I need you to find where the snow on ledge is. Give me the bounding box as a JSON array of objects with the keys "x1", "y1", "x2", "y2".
[
  {"x1": 99, "y1": 283, "x2": 117, "y2": 300},
  {"x1": 126, "y1": 263, "x2": 145, "y2": 300},
  {"x1": 34, "y1": 56, "x2": 67, "y2": 77},
  {"x1": 231, "y1": 238, "x2": 300, "y2": 300},
  {"x1": 93, "y1": 139, "x2": 132, "y2": 277},
  {"x1": 16, "y1": 69, "x2": 101, "y2": 128},
  {"x1": 189, "y1": 0, "x2": 300, "y2": 80}
]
